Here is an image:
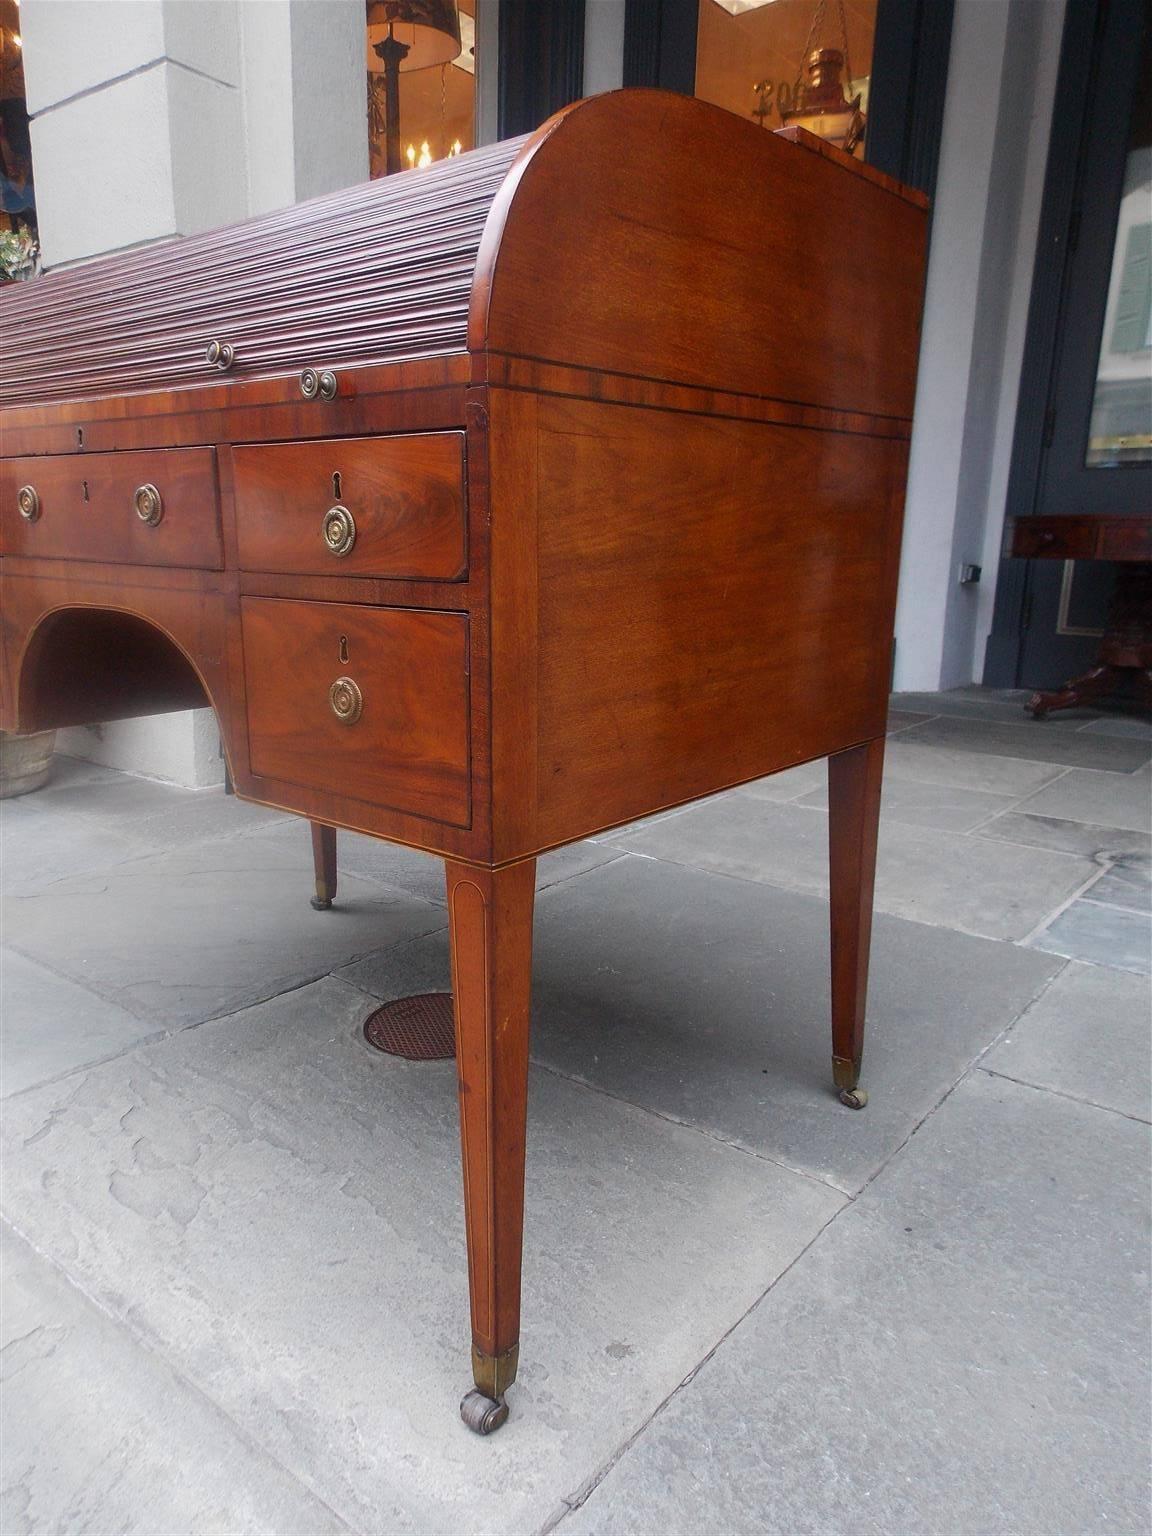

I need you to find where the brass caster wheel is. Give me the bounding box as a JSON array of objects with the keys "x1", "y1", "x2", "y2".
[
  {"x1": 460, "y1": 1390, "x2": 509, "y2": 1435},
  {"x1": 838, "y1": 1085, "x2": 868, "y2": 1110},
  {"x1": 310, "y1": 896, "x2": 333, "y2": 911}
]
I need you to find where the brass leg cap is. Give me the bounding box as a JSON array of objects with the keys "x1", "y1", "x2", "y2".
[
  {"x1": 838, "y1": 1086, "x2": 868, "y2": 1110},
  {"x1": 472, "y1": 1342, "x2": 519, "y2": 1399},
  {"x1": 310, "y1": 896, "x2": 333, "y2": 911},
  {"x1": 460, "y1": 1390, "x2": 509, "y2": 1435}
]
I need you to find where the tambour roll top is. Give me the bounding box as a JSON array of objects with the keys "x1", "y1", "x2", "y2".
[{"x1": 0, "y1": 89, "x2": 927, "y2": 420}]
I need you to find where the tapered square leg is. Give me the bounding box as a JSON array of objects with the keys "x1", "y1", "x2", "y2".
[
  {"x1": 827, "y1": 737, "x2": 884, "y2": 1109},
  {"x1": 310, "y1": 823, "x2": 337, "y2": 910},
  {"x1": 445, "y1": 858, "x2": 536, "y2": 1433}
]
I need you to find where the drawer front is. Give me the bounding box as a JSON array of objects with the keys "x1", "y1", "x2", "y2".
[
  {"x1": 233, "y1": 433, "x2": 466, "y2": 580},
  {"x1": 242, "y1": 597, "x2": 470, "y2": 827},
  {"x1": 1, "y1": 448, "x2": 222, "y2": 568}
]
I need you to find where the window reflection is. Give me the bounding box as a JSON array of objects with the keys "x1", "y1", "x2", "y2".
[
  {"x1": 1086, "y1": 24, "x2": 1151, "y2": 468},
  {"x1": 695, "y1": 0, "x2": 877, "y2": 158}
]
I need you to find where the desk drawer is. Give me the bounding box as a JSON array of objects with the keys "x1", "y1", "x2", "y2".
[
  {"x1": 233, "y1": 433, "x2": 466, "y2": 580},
  {"x1": 242, "y1": 597, "x2": 470, "y2": 827},
  {"x1": 1, "y1": 448, "x2": 222, "y2": 568}
]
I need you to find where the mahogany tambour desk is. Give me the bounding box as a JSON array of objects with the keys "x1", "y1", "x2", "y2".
[{"x1": 0, "y1": 90, "x2": 928, "y2": 1435}]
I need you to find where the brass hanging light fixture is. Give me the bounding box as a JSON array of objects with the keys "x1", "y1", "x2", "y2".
[{"x1": 366, "y1": 0, "x2": 462, "y2": 175}]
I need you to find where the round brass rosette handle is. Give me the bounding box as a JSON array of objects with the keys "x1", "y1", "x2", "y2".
[
  {"x1": 329, "y1": 676, "x2": 363, "y2": 725},
  {"x1": 300, "y1": 367, "x2": 338, "y2": 401},
  {"x1": 17, "y1": 485, "x2": 40, "y2": 522},
  {"x1": 322, "y1": 504, "x2": 356, "y2": 557},
  {"x1": 205, "y1": 339, "x2": 235, "y2": 371},
  {"x1": 134, "y1": 483, "x2": 164, "y2": 526}
]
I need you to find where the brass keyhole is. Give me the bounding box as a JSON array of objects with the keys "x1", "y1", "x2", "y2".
[
  {"x1": 332, "y1": 471, "x2": 342, "y2": 500},
  {"x1": 339, "y1": 635, "x2": 349, "y2": 664},
  {"x1": 82, "y1": 480, "x2": 90, "y2": 502},
  {"x1": 76, "y1": 427, "x2": 85, "y2": 448}
]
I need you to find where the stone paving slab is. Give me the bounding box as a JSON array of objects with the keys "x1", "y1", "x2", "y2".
[
  {"x1": 0, "y1": 1223, "x2": 349, "y2": 1536},
  {"x1": 1029, "y1": 898, "x2": 1152, "y2": 976},
  {"x1": 0, "y1": 976, "x2": 843, "y2": 1536},
  {"x1": 1, "y1": 827, "x2": 447, "y2": 1029},
  {"x1": 1, "y1": 948, "x2": 164, "y2": 1099},
  {"x1": 897, "y1": 715, "x2": 1151, "y2": 772},
  {"x1": 557, "y1": 1072, "x2": 1152, "y2": 1536},
  {"x1": 1078, "y1": 714, "x2": 1152, "y2": 739},
  {"x1": 1085, "y1": 855, "x2": 1151, "y2": 913},
  {"x1": 1015, "y1": 766, "x2": 1152, "y2": 835},
  {"x1": 799, "y1": 774, "x2": 1016, "y2": 832},
  {"x1": 39, "y1": 775, "x2": 291, "y2": 851},
  {"x1": 974, "y1": 809, "x2": 1152, "y2": 861},
  {"x1": 983, "y1": 961, "x2": 1151, "y2": 1121},
  {"x1": 876, "y1": 738, "x2": 1068, "y2": 797},
  {"x1": 0, "y1": 798, "x2": 156, "y2": 895},
  {"x1": 604, "y1": 792, "x2": 1096, "y2": 940},
  {"x1": 346, "y1": 856, "x2": 1062, "y2": 1194},
  {"x1": 892, "y1": 686, "x2": 1080, "y2": 723}
]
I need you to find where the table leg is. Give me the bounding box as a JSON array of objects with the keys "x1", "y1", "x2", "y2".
[
  {"x1": 445, "y1": 857, "x2": 536, "y2": 1435},
  {"x1": 310, "y1": 823, "x2": 337, "y2": 910},
  {"x1": 1027, "y1": 561, "x2": 1152, "y2": 719},
  {"x1": 827, "y1": 737, "x2": 884, "y2": 1110}
]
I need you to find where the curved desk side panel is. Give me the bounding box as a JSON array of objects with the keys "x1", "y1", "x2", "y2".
[{"x1": 472, "y1": 90, "x2": 928, "y2": 423}]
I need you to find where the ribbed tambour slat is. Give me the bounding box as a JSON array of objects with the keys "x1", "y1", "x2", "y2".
[{"x1": 0, "y1": 135, "x2": 528, "y2": 406}]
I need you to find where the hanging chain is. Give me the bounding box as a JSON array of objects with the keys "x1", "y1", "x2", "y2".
[
  {"x1": 793, "y1": 0, "x2": 856, "y2": 98},
  {"x1": 794, "y1": 0, "x2": 826, "y2": 94},
  {"x1": 440, "y1": 62, "x2": 447, "y2": 157}
]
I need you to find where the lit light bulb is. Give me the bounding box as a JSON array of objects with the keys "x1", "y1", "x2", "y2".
[
  {"x1": 418, "y1": 141, "x2": 432, "y2": 168},
  {"x1": 406, "y1": 144, "x2": 416, "y2": 169},
  {"x1": 450, "y1": 140, "x2": 462, "y2": 157}
]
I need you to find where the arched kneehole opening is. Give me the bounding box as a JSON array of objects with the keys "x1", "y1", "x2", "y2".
[{"x1": 19, "y1": 609, "x2": 211, "y2": 732}]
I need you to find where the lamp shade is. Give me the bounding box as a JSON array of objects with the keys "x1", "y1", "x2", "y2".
[{"x1": 366, "y1": 0, "x2": 461, "y2": 73}]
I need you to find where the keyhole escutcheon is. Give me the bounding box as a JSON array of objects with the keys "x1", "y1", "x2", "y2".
[
  {"x1": 339, "y1": 634, "x2": 349, "y2": 665},
  {"x1": 332, "y1": 471, "x2": 342, "y2": 500}
]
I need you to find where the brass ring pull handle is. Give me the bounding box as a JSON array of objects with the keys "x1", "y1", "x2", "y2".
[
  {"x1": 134, "y1": 483, "x2": 164, "y2": 526},
  {"x1": 300, "y1": 367, "x2": 338, "y2": 401},
  {"x1": 17, "y1": 485, "x2": 40, "y2": 522},
  {"x1": 322, "y1": 504, "x2": 356, "y2": 557},
  {"x1": 205, "y1": 339, "x2": 235, "y2": 371},
  {"x1": 329, "y1": 676, "x2": 363, "y2": 725}
]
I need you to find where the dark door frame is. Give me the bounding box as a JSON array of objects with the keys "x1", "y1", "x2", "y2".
[
  {"x1": 498, "y1": 0, "x2": 587, "y2": 139},
  {"x1": 622, "y1": 0, "x2": 954, "y2": 198},
  {"x1": 985, "y1": 0, "x2": 1150, "y2": 687}
]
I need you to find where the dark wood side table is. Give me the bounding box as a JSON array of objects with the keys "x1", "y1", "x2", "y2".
[{"x1": 1007, "y1": 514, "x2": 1152, "y2": 718}]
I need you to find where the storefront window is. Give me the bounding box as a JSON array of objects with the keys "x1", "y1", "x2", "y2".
[
  {"x1": 366, "y1": 0, "x2": 478, "y2": 179},
  {"x1": 694, "y1": 0, "x2": 878, "y2": 158},
  {"x1": 0, "y1": 0, "x2": 39, "y2": 281},
  {"x1": 1085, "y1": 23, "x2": 1151, "y2": 467}
]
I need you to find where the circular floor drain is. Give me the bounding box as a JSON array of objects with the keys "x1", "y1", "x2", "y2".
[{"x1": 362, "y1": 993, "x2": 456, "y2": 1061}]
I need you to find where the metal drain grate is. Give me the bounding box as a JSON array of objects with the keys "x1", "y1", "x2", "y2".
[{"x1": 362, "y1": 993, "x2": 456, "y2": 1061}]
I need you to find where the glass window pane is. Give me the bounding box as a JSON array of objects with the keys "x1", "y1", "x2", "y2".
[
  {"x1": 368, "y1": 0, "x2": 477, "y2": 179},
  {"x1": 1086, "y1": 25, "x2": 1152, "y2": 468},
  {"x1": 694, "y1": 0, "x2": 878, "y2": 159}
]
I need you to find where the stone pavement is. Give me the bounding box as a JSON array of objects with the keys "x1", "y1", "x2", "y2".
[{"x1": 1, "y1": 688, "x2": 1148, "y2": 1535}]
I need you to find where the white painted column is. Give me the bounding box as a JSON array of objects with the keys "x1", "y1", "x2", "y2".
[
  {"x1": 893, "y1": 0, "x2": 1066, "y2": 691},
  {"x1": 19, "y1": 0, "x2": 366, "y2": 784},
  {"x1": 583, "y1": 0, "x2": 626, "y2": 97}
]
